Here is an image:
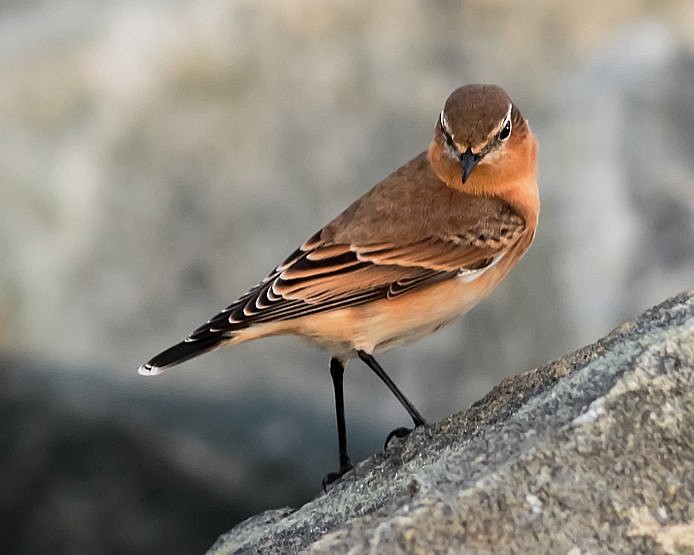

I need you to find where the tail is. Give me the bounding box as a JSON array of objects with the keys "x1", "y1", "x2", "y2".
[
  {"x1": 138, "y1": 336, "x2": 225, "y2": 376},
  {"x1": 139, "y1": 276, "x2": 281, "y2": 375}
]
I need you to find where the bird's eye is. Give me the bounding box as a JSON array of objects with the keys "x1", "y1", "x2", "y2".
[
  {"x1": 440, "y1": 123, "x2": 454, "y2": 147},
  {"x1": 498, "y1": 119, "x2": 512, "y2": 141},
  {"x1": 440, "y1": 112, "x2": 455, "y2": 147}
]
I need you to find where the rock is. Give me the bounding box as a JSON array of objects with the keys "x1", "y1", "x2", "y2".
[{"x1": 208, "y1": 291, "x2": 694, "y2": 554}]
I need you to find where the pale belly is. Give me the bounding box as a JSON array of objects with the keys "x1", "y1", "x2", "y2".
[{"x1": 279, "y1": 260, "x2": 514, "y2": 359}]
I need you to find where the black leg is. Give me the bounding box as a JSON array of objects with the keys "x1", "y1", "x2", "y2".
[
  {"x1": 322, "y1": 357, "x2": 353, "y2": 489},
  {"x1": 357, "y1": 351, "x2": 427, "y2": 436}
]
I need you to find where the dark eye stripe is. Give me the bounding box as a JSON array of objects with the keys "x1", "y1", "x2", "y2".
[{"x1": 440, "y1": 118, "x2": 455, "y2": 146}]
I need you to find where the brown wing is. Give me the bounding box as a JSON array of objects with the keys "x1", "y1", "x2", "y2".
[{"x1": 187, "y1": 214, "x2": 525, "y2": 341}]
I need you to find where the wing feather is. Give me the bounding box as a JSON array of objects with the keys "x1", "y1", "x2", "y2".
[{"x1": 186, "y1": 213, "x2": 526, "y2": 343}]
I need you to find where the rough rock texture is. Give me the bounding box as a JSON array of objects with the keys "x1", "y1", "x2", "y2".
[{"x1": 208, "y1": 291, "x2": 694, "y2": 554}]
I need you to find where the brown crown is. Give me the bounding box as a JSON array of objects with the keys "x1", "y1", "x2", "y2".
[{"x1": 441, "y1": 84, "x2": 513, "y2": 147}]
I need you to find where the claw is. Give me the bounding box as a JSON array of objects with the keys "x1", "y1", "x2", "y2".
[
  {"x1": 384, "y1": 426, "x2": 413, "y2": 449},
  {"x1": 322, "y1": 462, "x2": 353, "y2": 491}
]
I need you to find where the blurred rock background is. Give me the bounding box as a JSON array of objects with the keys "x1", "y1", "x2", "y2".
[{"x1": 1, "y1": 1, "x2": 692, "y2": 553}]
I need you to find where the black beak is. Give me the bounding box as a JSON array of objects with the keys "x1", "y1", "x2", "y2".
[{"x1": 459, "y1": 148, "x2": 480, "y2": 183}]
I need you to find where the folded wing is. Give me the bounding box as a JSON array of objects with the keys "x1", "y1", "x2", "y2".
[{"x1": 188, "y1": 211, "x2": 525, "y2": 341}]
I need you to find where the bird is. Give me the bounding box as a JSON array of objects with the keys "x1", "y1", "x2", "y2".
[{"x1": 139, "y1": 84, "x2": 539, "y2": 487}]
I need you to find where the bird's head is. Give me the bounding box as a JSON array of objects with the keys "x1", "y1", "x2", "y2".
[{"x1": 429, "y1": 84, "x2": 529, "y2": 186}]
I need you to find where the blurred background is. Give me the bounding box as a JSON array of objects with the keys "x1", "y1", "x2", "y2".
[{"x1": 2, "y1": 1, "x2": 693, "y2": 553}]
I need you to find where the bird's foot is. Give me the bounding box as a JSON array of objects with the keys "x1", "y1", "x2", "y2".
[
  {"x1": 322, "y1": 461, "x2": 354, "y2": 491},
  {"x1": 384, "y1": 426, "x2": 414, "y2": 449},
  {"x1": 384, "y1": 418, "x2": 427, "y2": 449}
]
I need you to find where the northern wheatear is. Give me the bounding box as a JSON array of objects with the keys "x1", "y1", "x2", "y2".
[{"x1": 140, "y1": 84, "x2": 539, "y2": 486}]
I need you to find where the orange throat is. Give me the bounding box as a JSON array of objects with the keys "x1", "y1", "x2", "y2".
[{"x1": 427, "y1": 133, "x2": 539, "y2": 230}]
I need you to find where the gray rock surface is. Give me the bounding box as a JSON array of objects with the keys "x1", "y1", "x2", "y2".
[{"x1": 208, "y1": 291, "x2": 694, "y2": 554}]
